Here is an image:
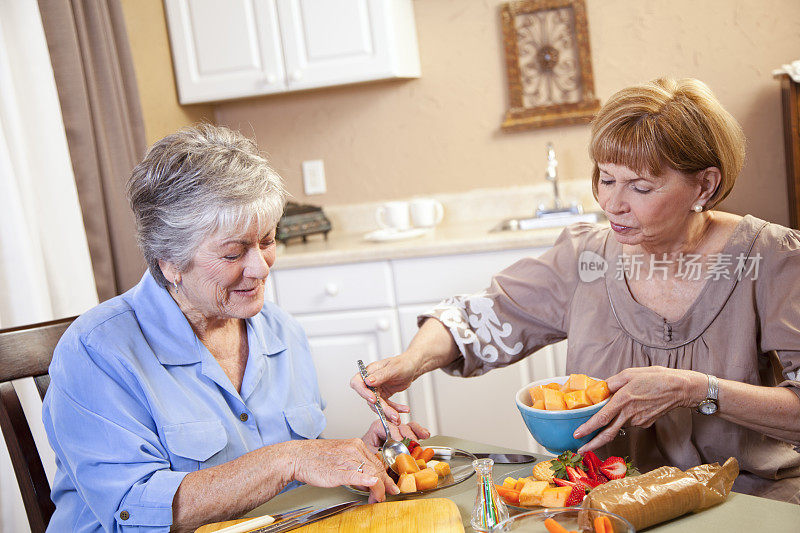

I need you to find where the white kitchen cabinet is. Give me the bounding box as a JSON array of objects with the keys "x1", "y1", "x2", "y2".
[
  {"x1": 164, "y1": 0, "x2": 421, "y2": 104},
  {"x1": 273, "y1": 260, "x2": 394, "y2": 314},
  {"x1": 393, "y1": 250, "x2": 567, "y2": 455},
  {"x1": 271, "y1": 244, "x2": 567, "y2": 452},
  {"x1": 295, "y1": 308, "x2": 405, "y2": 439}
]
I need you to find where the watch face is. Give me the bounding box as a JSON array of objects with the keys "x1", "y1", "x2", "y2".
[{"x1": 698, "y1": 399, "x2": 718, "y2": 415}]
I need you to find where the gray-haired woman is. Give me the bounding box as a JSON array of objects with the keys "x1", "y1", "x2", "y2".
[{"x1": 42, "y1": 124, "x2": 427, "y2": 532}]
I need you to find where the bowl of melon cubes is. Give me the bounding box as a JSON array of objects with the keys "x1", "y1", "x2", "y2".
[{"x1": 515, "y1": 374, "x2": 612, "y2": 454}]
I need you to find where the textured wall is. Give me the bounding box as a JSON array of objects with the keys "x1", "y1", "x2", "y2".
[
  {"x1": 119, "y1": 0, "x2": 215, "y2": 145},
  {"x1": 123, "y1": 0, "x2": 800, "y2": 225}
]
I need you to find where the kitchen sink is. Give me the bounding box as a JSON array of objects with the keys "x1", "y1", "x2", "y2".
[{"x1": 490, "y1": 212, "x2": 602, "y2": 232}]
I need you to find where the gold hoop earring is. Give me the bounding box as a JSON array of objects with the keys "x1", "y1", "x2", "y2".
[{"x1": 693, "y1": 204, "x2": 703, "y2": 213}]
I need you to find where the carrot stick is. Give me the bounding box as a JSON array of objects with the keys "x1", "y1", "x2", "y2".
[
  {"x1": 594, "y1": 515, "x2": 612, "y2": 533},
  {"x1": 420, "y1": 447, "x2": 435, "y2": 462},
  {"x1": 494, "y1": 485, "x2": 521, "y2": 505},
  {"x1": 544, "y1": 517, "x2": 570, "y2": 533}
]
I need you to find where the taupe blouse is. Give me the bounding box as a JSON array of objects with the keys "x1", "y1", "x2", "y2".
[{"x1": 424, "y1": 215, "x2": 800, "y2": 502}]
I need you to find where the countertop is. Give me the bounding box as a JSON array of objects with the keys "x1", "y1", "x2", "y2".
[
  {"x1": 273, "y1": 220, "x2": 572, "y2": 270},
  {"x1": 238, "y1": 435, "x2": 800, "y2": 532},
  {"x1": 273, "y1": 180, "x2": 604, "y2": 269}
]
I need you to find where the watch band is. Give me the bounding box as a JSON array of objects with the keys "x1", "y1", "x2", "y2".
[
  {"x1": 707, "y1": 374, "x2": 719, "y2": 402},
  {"x1": 696, "y1": 374, "x2": 719, "y2": 415}
]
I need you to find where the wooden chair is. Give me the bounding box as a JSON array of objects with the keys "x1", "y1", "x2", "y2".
[{"x1": 0, "y1": 316, "x2": 75, "y2": 533}]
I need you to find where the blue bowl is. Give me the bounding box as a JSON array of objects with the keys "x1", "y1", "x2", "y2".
[{"x1": 515, "y1": 376, "x2": 609, "y2": 454}]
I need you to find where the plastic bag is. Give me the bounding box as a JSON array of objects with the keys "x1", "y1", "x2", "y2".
[{"x1": 581, "y1": 457, "x2": 739, "y2": 530}]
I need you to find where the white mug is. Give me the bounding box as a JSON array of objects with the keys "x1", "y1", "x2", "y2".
[
  {"x1": 410, "y1": 198, "x2": 444, "y2": 228},
  {"x1": 375, "y1": 201, "x2": 411, "y2": 231}
]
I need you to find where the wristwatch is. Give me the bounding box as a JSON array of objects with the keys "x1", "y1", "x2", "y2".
[{"x1": 696, "y1": 374, "x2": 719, "y2": 415}]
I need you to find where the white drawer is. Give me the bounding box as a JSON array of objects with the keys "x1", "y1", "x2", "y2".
[
  {"x1": 391, "y1": 247, "x2": 547, "y2": 305},
  {"x1": 272, "y1": 261, "x2": 394, "y2": 314}
]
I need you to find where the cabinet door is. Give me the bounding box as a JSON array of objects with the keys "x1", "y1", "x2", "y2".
[
  {"x1": 296, "y1": 308, "x2": 406, "y2": 439},
  {"x1": 391, "y1": 247, "x2": 548, "y2": 305},
  {"x1": 164, "y1": 0, "x2": 286, "y2": 103},
  {"x1": 276, "y1": 0, "x2": 420, "y2": 90},
  {"x1": 398, "y1": 304, "x2": 567, "y2": 455}
]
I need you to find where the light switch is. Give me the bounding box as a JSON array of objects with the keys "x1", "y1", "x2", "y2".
[{"x1": 302, "y1": 159, "x2": 327, "y2": 195}]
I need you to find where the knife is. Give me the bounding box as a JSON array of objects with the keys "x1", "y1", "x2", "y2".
[
  {"x1": 252, "y1": 500, "x2": 362, "y2": 533},
  {"x1": 472, "y1": 453, "x2": 537, "y2": 464}
]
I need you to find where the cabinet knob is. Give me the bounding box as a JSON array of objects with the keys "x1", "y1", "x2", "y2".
[
  {"x1": 324, "y1": 283, "x2": 339, "y2": 296},
  {"x1": 377, "y1": 319, "x2": 390, "y2": 331},
  {"x1": 290, "y1": 70, "x2": 303, "y2": 82}
]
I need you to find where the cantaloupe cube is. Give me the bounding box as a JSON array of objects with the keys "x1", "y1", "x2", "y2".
[
  {"x1": 543, "y1": 387, "x2": 567, "y2": 410},
  {"x1": 398, "y1": 472, "x2": 417, "y2": 493},
  {"x1": 416, "y1": 458, "x2": 426, "y2": 469},
  {"x1": 503, "y1": 477, "x2": 517, "y2": 488},
  {"x1": 529, "y1": 386, "x2": 545, "y2": 405},
  {"x1": 514, "y1": 477, "x2": 529, "y2": 491},
  {"x1": 532, "y1": 399, "x2": 546, "y2": 410},
  {"x1": 565, "y1": 389, "x2": 592, "y2": 409},
  {"x1": 519, "y1": 480, "x2": 549, "y2": 506},
  {"x1": 586, "y1": 380, "x2": 611, "y2": 404},
  {"x1": 544, "y1": 382, "x2": 562, "y2": 390},
  {"x1": 587, "y1": 377, "x2": 599, "y2": 388},
  {"x1": 413, "y1": 468, "x2": 438, "y2": 491},
  {"x1": 564, "y1": 373, "x2": 591, "y2": 392},
  {"x1": 434, "y1": 461, "x2": 451, "y2": 477},
  {"x1": 394, "y1": 453, "x2": 420, "y2": 474},
  {"x1": 541, "y1": 486, "x2": 572, "y2": 507}
]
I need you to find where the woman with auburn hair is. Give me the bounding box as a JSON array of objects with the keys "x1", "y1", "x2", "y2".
[{"x1": 352, "y1": 78, "x2": 800, "y2": 503}]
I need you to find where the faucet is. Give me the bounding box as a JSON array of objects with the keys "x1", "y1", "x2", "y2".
[
  {"x1": 535, "y1": 142, "x2": 582, "y2": 217},
  {"x1": 545, "y1": 142, "x2": 562, "y2": 210}
]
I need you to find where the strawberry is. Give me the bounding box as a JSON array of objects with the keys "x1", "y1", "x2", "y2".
[
  {"x1": 402, "y1": 438, "x2": 420, "y2": 451},
  {"x1": 553, "y1": 477, "x2": 577, "y2": 488},
  {"x1": 583, "y1": 478, "x2": 602, "y2": 489},
  {"x1": 566, "y1": 466, "x2": 589, "y2": 483},
  {"x1": 564, "y1": 484, "x2": 586, "y2": 506},
  {"x1": 581, "y1": 451, "x2": 602, "y2": 480},
  {"x1": 582, "y1": 450, "x2": 601, "y2": 470},
  {"x1": 599, "y1": 456, "x2": 627, "y2": 480},
  {"x1": 550, "y1": 451, "x2": 584, "y2": 480}
]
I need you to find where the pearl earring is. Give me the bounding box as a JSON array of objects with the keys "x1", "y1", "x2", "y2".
[{"x1": 693, "y1": 204, "x2": 703, "y2": 213}]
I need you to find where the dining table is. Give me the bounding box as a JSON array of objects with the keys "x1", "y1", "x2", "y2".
[{"x1": 234, "y1": 435, "x2": 800, "y2": 531}]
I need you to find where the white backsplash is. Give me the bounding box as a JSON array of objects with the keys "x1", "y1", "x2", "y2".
[{"x1": 322, "y1": 179, "x2": 599, "y2": 234}]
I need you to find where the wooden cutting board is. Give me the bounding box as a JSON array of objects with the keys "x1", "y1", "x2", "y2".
[{"x1": 197, "y1": 498, "x2": 464, "y2": 532}]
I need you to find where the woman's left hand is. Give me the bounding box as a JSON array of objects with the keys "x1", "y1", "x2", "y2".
[
  {"x1": 361, "y1": 420, "x2": 431, "y2": 453},
  {"x1": 574, "y1": 366, "x2": 705, "y2": 453}
]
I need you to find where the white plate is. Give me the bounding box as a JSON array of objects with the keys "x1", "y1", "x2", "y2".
[{"x1": 363, "y1": 228, "x2": 430, "y2": 242}]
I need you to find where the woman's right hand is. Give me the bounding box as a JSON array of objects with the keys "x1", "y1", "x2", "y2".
[
  {"x1": 349, "y1": 354, "x2": 418, "y2": 423},
  {"x1": 290, "y1": 438, "x2": 398, "y2": 503}
]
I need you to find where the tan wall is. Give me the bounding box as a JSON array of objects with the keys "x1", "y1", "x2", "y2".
[
  {"x1": 123, "y1": 0, "x2": 800, "y2": 225},
  {"x1": 119, "y1": 0, "x2": 215, "y2": 145}
]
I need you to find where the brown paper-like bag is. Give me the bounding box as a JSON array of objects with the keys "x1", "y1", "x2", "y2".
[{"x1": 581, "y1": 457, "x2": 739, "y2": 530}]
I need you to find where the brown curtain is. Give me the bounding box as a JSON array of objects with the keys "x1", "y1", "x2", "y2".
[{"x1": 36, "y1": 0, "x2": 146, "y2": 300}]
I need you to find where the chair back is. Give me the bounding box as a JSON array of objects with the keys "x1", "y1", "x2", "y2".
[{"x1": 0, "y1": 316, "x2": 75, "y2": 533}]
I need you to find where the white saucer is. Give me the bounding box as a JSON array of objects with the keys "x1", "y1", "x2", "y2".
[{"x1": 363, "y1": 227, "x2": 430, "y2": 242}]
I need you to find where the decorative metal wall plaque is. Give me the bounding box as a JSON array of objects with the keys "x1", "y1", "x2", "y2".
[{"x1": 500, "y1": 0, "x2": 600, "y2": 131}]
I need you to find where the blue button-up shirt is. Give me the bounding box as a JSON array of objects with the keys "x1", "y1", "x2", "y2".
[{"x1": 42, "y1": 272, "x2": 326, "y2": 532}]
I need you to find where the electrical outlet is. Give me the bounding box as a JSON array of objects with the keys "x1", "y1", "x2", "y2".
[{"x1": 302, "y1": 159, "x2": 327, "y2": 195}]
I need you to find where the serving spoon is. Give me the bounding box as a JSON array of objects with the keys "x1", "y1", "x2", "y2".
[{"x1": 357, "y1": 359, "x2": 410, "y2": 473}]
